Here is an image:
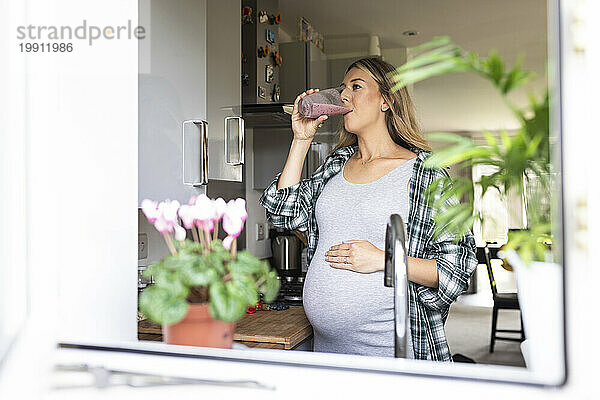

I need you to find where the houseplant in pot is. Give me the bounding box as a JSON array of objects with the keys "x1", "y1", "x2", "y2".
[
  {"x1": 139, "y1": 195, "x2": 280, "y2": 348},
  {"x1": 389, "y1": 36, "x2": 562, "y2": 378}
]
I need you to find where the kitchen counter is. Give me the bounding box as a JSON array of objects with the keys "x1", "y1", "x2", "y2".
[{"x1": 138, "y1": 305, "x2": 312, "y2": 350}]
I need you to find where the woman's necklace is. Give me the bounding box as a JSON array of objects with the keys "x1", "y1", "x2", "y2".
[{"x1": 356, "y1": 152, "x2": 388, "y2": 165}]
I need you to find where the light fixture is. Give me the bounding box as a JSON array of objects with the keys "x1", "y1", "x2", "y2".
[
  {"x1": 402, "y1": 30, "x2": 419, "y2": 37},
  {"x1": 368, "y1": 35, "x2": 381, "y2": 56}
]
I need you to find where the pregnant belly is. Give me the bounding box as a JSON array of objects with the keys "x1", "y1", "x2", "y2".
[{"x1": 302, "y1": 254, "x2": 395, "y2": 340}]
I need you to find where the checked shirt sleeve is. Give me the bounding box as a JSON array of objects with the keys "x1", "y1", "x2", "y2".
[
  {"x1": 258, "y1": 171, "x2": 316, "y2": 233},
  {"x1": 415, "y1": 169, "x2": 478, "y2": 313}
]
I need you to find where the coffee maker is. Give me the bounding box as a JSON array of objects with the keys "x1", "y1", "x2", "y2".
[{"x1": 270, "y1": 228, "x2": 305, "y2": 304}]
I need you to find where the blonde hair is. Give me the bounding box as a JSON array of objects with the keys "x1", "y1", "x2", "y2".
[{"x1": 333, "y1": 57, "x2": 432, "y2": 152}]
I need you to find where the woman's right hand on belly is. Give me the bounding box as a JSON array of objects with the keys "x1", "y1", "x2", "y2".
[{"x1": 292, "y1": 89, "x2": 328, "y2": 142}]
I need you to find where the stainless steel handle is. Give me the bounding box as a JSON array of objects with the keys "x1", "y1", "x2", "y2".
[
  {"x1": 224, "y1": 116, "x2": 244, "y2": 166},
  {"x1": 182, "y1": 119, "x2": 209, "y2": 186},
  {"x1": 384, "y1": 214, "x2": 410, "y2": 358}
]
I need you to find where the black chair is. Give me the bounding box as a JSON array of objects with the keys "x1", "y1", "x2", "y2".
[{"x1": 482, "y1": 245, "x2": 525, "y2": 352}]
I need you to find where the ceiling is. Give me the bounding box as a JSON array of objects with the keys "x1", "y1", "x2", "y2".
[{"x1": 279, "y1": 0, "x2": 548, "y2": 70}]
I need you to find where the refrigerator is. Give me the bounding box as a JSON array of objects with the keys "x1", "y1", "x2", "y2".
[
  {"x1": 249, "y1": 40, "x2": 332, "y2": 190},
  {"x1": 279, "y1": 41, "x2": 329, "y2": 103}
]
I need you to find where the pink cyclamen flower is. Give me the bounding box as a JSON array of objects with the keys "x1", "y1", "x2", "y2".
[
  {"x1": 235, "y1": 198, "x2": 248, "y2": 221},
  {"x1": 178, "y1": 204, "x2": 195, "y2": 229},
  {"x1": 141, "y1": 199, "x2": 159, "y2": 223},
  {"x1": 213, "y1": 197, "x2": 227, "y2": 221},
  {"x1": 173, "y1": 224, "x2": 187, "y2": 241},
  {"x1": 222, "y1": 235, "x2": 234, "y2": 250},
  {"x1": 193, "y1": 194, "x2": 216, "y2": 223},
  {"x1": 153, "y1": 199, "x2": 180, "y2": 234},
  {"x1": 159, "y1": 199, "x2": 180, "y2": 223},
  {"x1": 222, "y1": 213, "x2": 244, "y2": 238},
  {"x1": 221, "y1": 198, "x2": 248, "y2": 237},
  {"x1": 197, "y1": 218, "x2": 215, "y2": 233},
  {"x1": 153, "y1": 214, "x2": 172, "y2": 234},
  {"x1": 188, "y1": 195, "x2": 198, "y2": 205},
  {"x1": 226, "y1": 198, "x2": 248, "y2": 221}
]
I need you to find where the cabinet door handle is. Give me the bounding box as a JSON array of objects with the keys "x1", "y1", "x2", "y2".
[
  {"x1": 182, "y1": 119, "x2": 209, "y2": 186},
  {"x1": 224, "y1": 116, "x2": 245, "y2": 166}
]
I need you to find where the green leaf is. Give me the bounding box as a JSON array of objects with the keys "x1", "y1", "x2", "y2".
[
  {"x1": 391, "y1": 58, "x2": 470, "y2": 91},
  {"x1": 205, "y1": 251, "x2": 227, "y2": 274},
  {"x1": 180, "y1": 262, "x2": 218, "y2": 286},
  {"x1": 482, "y1": 130, "x2": 498, "y2": 148},
  {"x1": 152, "y1": 268, "x2": 189, "y2": 299},
  {"x1": 209, "y1": 281, "x2": 247, "y2": 322},
  {"x1": 226, "y1": 278, "x2": 258, "y2": 307},
  {"x1": 425, "y1": 132, "x2": 473, "y2": 145},
  {"x1": 431, "y1": 203, "x2": 475, "y2": 242},
  {"x1": 228, "y1": 258, "x2": 263, "y2": 275},
  {"x1": 481, "y1": 50, "x2": 505, "y2": 86},
  {"x1": 391, "y1": 44, "x2": 459, "y2": 74},
  {"x1": 155, "y1": 298, "x2": 189, "y2": 325},
  {"x1": 138, "y1": 285, "x2": 189, "y2": 325},
  {"x1": 162, "y1": 252, "x2": 197, "y2": 270},
  {"x1": 505, "y1": 224, "x2": 552, "y2": 264},
  {"x1": 260, "y1": 270, "x2": 280, "y2": 303},
  {"x1": 406, "y1": 35, "x2": 453, "y2": 56}
]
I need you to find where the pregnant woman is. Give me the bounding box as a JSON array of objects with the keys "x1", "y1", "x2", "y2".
[{"x1": 259, "y1": 57, "x2": 477, "y2": 361}]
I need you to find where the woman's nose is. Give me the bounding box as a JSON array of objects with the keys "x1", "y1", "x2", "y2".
[{"x1": 339, "y1": 87, "x2": 351, "y2": 104}]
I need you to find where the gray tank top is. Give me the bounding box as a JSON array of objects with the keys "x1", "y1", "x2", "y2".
[{"x1": 303, "y1": 157, "x2": 416, "y2": 358}]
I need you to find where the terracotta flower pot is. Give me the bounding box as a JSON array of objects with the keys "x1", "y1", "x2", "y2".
[{"x1": 163, "y1": 303, "x2": 235, "y2": 348}]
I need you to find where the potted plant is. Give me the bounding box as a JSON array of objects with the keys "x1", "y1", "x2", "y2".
[
  {"x1": 138, "y1": 194, "x2": 280, "y2": 348},
  {"x1": 389, "y1": 36, "x2": 562, "y2": 378}
]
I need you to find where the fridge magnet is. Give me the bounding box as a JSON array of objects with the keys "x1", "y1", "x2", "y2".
[
  {"x1": 257, "y1": 45, "x2": 269, "y2": 58},
  {"x1": 241, "y1": 73, "x2": 249, "y2": 87},
  {"x1": 258, "y1": 10, "x2": 268, "y2": 23},
  {"x1": 257, "y1": 85, "x2": 266, "y2": 99},
  {"x1": 312, "y1": 32, "x2": 324, "y2": 51},
  {"x1": 271, "y1": 50, "x2": 282, "y2": 67},
  {"x1": 272, "y1": 83, "x2": 280, "y2": 102},
  {"x1": 265, "y1": 64, "x2": 274, "y2": 83},
  {"x1": 268, "y1": 13, "x2": 281, "y2": 25},
  {"x1": 265, "y1": 28, "x2": 275, "y2": 44},
  {"x1": 299, "y1": 17, "x2": 312, "y2": 42},
  {"x1": 242, "y1": 6, "x2": 253, "y2": 24}
]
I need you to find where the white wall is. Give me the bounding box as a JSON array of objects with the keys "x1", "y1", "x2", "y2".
[
  {"x1": 0, "y1": 0, "x2": 27, "y2": 358},
  {"x1": 24, "y1": 0, "x2": 139, "y2": 343}
]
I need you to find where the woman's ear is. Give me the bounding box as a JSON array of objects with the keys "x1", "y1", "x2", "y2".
[{"x1": 381, "y1": 97, "x2": 394, "y2": 111}]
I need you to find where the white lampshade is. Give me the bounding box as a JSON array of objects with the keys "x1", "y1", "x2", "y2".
[{"x1": 368, "y1": 35, "x2": 381, "y2": 56}]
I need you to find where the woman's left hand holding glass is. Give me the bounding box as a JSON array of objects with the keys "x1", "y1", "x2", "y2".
[{"x1": 326, "y1": 240, "x2": 384, "y2": 274}]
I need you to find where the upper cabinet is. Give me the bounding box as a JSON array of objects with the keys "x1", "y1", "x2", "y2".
[
  {"x1": 139, "y1": 0, "x2": 242, "y2": 205},
  {"x1": 207, "y1": 0, "x2": 244, "y2": 182}
]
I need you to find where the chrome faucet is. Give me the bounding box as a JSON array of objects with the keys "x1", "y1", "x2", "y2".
[{"x1": 384, "y1": 214, "x2": 410, "y2": 358}]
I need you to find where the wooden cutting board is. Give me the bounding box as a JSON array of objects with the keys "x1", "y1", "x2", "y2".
[{"x1": 138, "y1": 305, "x2": 313, "y2": 350}]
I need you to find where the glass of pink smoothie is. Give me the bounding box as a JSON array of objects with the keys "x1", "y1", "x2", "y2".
[{"x1": 298, "y1": 86, "x2": 351, "y2": 118}]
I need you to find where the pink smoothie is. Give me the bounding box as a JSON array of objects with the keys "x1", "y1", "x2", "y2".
[{"x1": 299, "y1": 103, "x2": 352, "y2": 118}]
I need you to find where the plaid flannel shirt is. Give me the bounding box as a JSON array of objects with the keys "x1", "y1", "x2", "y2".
[{"x1": 259, "y1": 144, "x2": 477, "y2": 361}]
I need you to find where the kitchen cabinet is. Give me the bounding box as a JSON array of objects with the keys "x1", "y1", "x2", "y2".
[
  {"x1": 138, "y1": 0, "x2": 242, "y2": 205},
  {"x1": 207, "y1": 0, "x2": 244, "y2": 182}
]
